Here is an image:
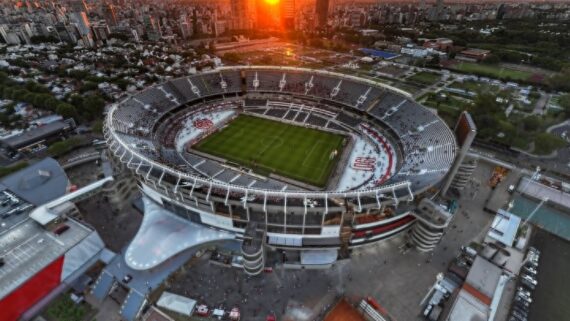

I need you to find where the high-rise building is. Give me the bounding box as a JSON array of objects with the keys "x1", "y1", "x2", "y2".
[
  {"x1": 435, "y1": 0, "x2": 444, "y2": 21},
  {"x1": 68, "y1": 0, "x2": 93, "y2": 46},
  {"x1": 70, "y1": 11, "x2": 94, "y2": 46},
  {"x1": 315, "y1": 0, "x2": 329, "y2": 28},
  {"x1": 69, "y1": 0, "x2": 88, "y2": 13},
  {"x1": 230, "y1": 0, "x2": 250, "y2": 30},
  {"x1": 143, "y1": 15, "x2": 160, "y2": 41},
  {"x1": 92, "y1": 21, "x2": 111, "y2": 42},
  {"x1": 281, "y1": 0, "x2": 295, "y2": 30},
  {"x1": 179, "y1": 21, "x2": 191, "y2": 39},
  {"x1": 103, "y1": 3, "x2": 117, "y2": 26},
  {"x1": 255, "y1": 0, "x2": 279, "y2": 29}
]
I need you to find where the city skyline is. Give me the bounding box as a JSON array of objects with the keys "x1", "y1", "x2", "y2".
[{"x1": 0, "y1": 0, "x2": 569, "y2": 321}]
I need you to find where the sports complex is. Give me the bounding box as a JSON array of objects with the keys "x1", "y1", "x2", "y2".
[{"x1": 104, "y1": 66, "x2": 458, "y2": 275}]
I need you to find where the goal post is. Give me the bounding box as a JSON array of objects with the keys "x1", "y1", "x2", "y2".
[{"x1": 329, "y1": 149, "x2": 338, "y2": 160}]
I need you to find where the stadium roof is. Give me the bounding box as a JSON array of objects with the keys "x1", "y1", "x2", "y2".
[
  {"x1": 124, "y1": 197, "x2": 235, "y2": 270},
  {"x1": 0, "y1": 158, "x2": 68, "y2": 206}
]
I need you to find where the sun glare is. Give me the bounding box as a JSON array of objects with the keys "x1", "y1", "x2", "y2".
[{"x1": 264, "y1": 0, "x2": 279, "y2": 5}]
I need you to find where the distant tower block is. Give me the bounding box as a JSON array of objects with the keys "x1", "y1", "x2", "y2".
[
  {"x1": 315, "y1": 0, "x2": 329, "y2": 27},
  {"x1": 435, "y1": 0, "x2": 444, "y2": 20},
  {"x1": 442, "y1": 111, "x2": 477, "y2": 196},
  {"x1": 410, "y1": 198, "x2": 452, "y2": 252}
]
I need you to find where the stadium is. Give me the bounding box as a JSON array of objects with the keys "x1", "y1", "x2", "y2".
[{"x1": 104, "y1": 66, "x2": 458, "y2": 274}]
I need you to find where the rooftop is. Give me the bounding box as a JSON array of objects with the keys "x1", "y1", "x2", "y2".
[
  {"x1": 0, "y1": 120, "x2": 71, "y2": 149},
  {"x1": 465, "y1": 256, "x2": 503, "y2": 300},
  {"x1": 324, "y1": 299, "x2": 365, "y2": 321},
  {"x1": 487, "y1": 209, "x2": 521, "y2": 247},
  {"x1": 445, "y1": 289, "x2": 487, "y2": 321},
  {"x1": 156, "y1": 292, "x2": 197, "y2": 317},
  {"x1": 0, "y1": 218, "x2": 92, "y2": 300},
  {"x1": 0, "y1": 158, "x2": 69, "y2": 206},
  {"x1": 459, "y1": 48, "x2": 491, "y2": 55},
  {"x1": 517, "y1": 177, "x2": 570, "y2": 210},
  {"x1": 412, "y1": 198, "x2": 452, "y2": 228}
]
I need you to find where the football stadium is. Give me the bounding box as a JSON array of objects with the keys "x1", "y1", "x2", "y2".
[{"x1": 104, "y1": 66, "x2": 458, "y2": 275}]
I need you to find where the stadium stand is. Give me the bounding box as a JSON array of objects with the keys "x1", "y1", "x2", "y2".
[{"x1": 105, "y1": 66, "x2": 457, "y2": 249}]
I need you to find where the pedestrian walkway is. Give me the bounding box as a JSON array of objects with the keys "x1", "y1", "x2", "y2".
[
  {"x1": 120, "y1": 290, "x2": 146, "y2": 321},
  {"x1": 91, "y1": 270, "x2": 115, "y2": 301}
]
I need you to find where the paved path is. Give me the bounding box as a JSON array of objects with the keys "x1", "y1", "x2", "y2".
[
  {"x1": 532, "y1": 93, "x2": 549, "y2": 115},
  {"x1": 158, "y1": 163, "x2": 497, "y2": 321}
]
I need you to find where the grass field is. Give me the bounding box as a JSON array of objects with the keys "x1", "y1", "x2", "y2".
[
  {"x1": 451, "y1": 62, "x2": 533, "y2": 81},
  {"x1": 194, "y1": 115, "x2": 346, "y2": 187},
  {"x1": 407, "y1": 71, "x2": 441, "y2": 85}
]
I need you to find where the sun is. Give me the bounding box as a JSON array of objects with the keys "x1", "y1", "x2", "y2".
[{"x1": 264, "y1": 0, "x2": 279, "y2": 5}]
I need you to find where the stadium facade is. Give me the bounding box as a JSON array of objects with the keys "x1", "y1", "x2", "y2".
[{"x1": 105, "y1": 66, "x2": 458, "y2": 274}]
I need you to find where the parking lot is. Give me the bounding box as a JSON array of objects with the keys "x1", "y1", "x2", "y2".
[{"x1": 527, "y1": 228, "x2": 570, "y2": 321}]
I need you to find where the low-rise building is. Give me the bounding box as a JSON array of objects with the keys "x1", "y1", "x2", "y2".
[
  {"x1": 443, "y1": 256, "x2": 508, "y2": 321},
  {"x1": 0, "y1": 159, "x2": 108, "y2": 321},
  {"x1": 456, "y1": 48, "x2": 491, "y2": 62}
]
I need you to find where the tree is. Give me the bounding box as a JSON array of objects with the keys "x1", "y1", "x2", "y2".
[
  {"x1": 547, "y1": 68, "x2": 570, "y2": 92},
  {"x1": 56, "y1": 103, "x2": 78, "y2": 119},
  {"x1": 82, "y1": 96, "x2": 105, "y2": 120},
  {"x1": 223, "y1": 52, "x2": 240, "y2": 63},
  {"x1": 112, "y1": 79, "x2": 130, "y2": 91},
  {"x1": 47, "y1": 137, "x2": 83, "y2": 156},
  {"x1": 79, "y1": 81, "x2": 98, "y2": 93},
  {"x1": 558, "y1": 94, "x2": 570, "y2": 117},
  {"x1": 259, "y1": 55, "x2": 273, "y2": 65},
  {"x1": 482, "y1": 54, "x2": 501, "y2": 64},
  {"x1": 92, "y1": 119, "x2": 104, "y2": 134},
  {"x1": 534, "y1": 133, "x2": 567, "y2": 155},
  {"x1": 522, "y1": 115, "x2": 541, "y2": 131}
]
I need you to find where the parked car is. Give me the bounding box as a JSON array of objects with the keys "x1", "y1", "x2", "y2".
[
  {"x1": 516, "y1": 293, "x2": 532, "y2": 304},
  {"x1": 514, "y1": 299, "x2": 530, "y2": 309},
  {"x1": 523, "y1": 266, "x2": 537, "y2": 275},
  {"x1": 53, "y1": 224, "x2": 70, "y2": 235},
  {"x1": 512, "y1": 310, "x2": 528, "y2": 320},
  {"x1": 511, "y1": 314, "x2": 527, "y2": 321},
  {"x1": 517, "y1": 287, "x2": 531, "y2": 296},
  {"x1": 514, "y1": 302, "x2": 529, "y2": 313},
  {"x1": 521, "y1": 279, "x2": 536, "y2": 290},
  {"x1": 123, "y1": 274, "x2": 133, "y2": 283},
  {"x1": 513, "y1": 306, "x2": 528, "y2": 316}
]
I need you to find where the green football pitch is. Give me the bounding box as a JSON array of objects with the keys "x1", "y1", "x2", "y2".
[{"x1": 193, "y1": 114, "x2": 346, "y2": 187}]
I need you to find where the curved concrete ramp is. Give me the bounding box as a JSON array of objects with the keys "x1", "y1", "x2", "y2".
[{"x1": 125, "y1": 197, "x2": 235, "y2": 270}]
